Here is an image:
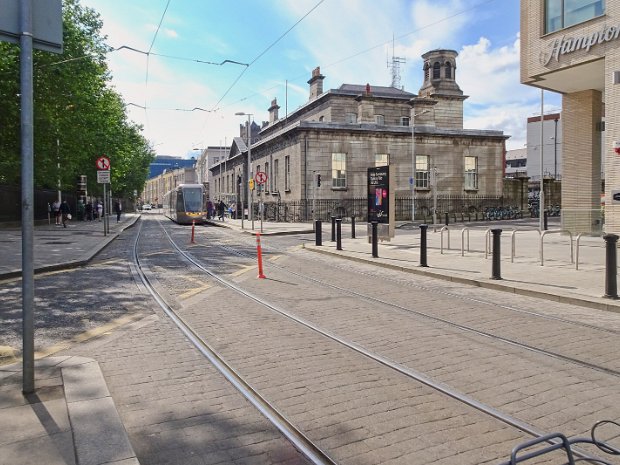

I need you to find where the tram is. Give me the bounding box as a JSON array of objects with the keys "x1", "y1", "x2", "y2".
[{"x1": 162, "y1": 184, "x2": 208, "y2": 224}]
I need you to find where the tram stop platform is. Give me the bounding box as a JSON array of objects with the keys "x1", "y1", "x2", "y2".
[{"x1": 208, "y1": 216, "x2": 620, "y2": 315}]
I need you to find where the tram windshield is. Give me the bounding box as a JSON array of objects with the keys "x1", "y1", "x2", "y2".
[{"x1": 182, "y1": 187, "x2": 203, "y2": 212}]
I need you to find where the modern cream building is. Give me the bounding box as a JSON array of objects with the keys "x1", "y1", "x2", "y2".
[{"x1": 521, "y1": 0, "x2": 611, "y2": 233}]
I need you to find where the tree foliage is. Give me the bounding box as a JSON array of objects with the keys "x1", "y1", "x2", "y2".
[{"x1": 0, "y1": 0, "x2": 154, "y2": 199}]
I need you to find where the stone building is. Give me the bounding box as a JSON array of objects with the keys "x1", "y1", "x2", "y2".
[{"x1": 211, "y1": 50, "x2": 509, "y2": 221}]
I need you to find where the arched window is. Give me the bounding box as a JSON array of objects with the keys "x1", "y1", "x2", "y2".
[
  {"x1": 433, "y1": 62, "x2": 441, "y2": 79},
  {"x1": 445, "y1": 62, "x2": 452, "y2": 79},
  {"x1": 424, "y1": 63, "x2": 430, "y2": 82}
]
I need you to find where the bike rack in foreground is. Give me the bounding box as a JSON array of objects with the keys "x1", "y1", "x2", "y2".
[
  {"x1": 498, "y1": 420, "x2": 619, "y2": 464},
  {"x1": 540, "y1": 229, "x2": 573, "y2": 266}
]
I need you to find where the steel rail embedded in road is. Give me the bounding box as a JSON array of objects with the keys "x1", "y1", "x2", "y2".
[
  {"x1": 216, "y1": 242, "x2": 620, "y2": 379},
  {"x1": 156, "y1": 221, "x2": 607, "y2": 464},
  {"x1": 132, "y1": 220, "x2": 337, "y2": 465}
]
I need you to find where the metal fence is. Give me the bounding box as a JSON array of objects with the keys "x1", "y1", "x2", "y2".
[
  {"x1": 0, "y1": 185, "x2": 77, "y2": 224},
  {"x1": 252, "y1": 194, "x2": 508, "y2": 223}
]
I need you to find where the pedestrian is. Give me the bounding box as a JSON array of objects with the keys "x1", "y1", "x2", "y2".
[
  {"x1": 206, "y1": 200, "x2": 214, "y2": 220},
  {"x1": 217, "y1": 200, "x2": 226, "y2": 221},
  {"x1": 59, "y1": 200, "x2": 71, "y2": 228},
  {"x1": 85, "y1": 201, "x2": 93, "y2": 221},
  {"x1": 114, "y1": 200, "x2": 122, "y2": 222},
  {"x1": 52, "y1": 199, "x2": 61, "y2": 225},
  {"x1": 96, "y1": 201, "x2": 103, "y2": 221}
]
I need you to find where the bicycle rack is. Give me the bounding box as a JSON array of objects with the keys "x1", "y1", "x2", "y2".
[
  {"x1": 460, "y1": 227, "x2": 470, "y2": 256},
  {"x1": 499, "y1": 420, "x2": 620, "y2": 465},
  {"x1": 484, "y1": 228, "x2": 492, "y2": 259},
  {"x1": 439, "y1": 226, "x2": 450, "y2": 254},
  {"x1": 575, "y1": 232, "x2": 584, "y2": 270},
  {"x1": 510, "y1": 229, "x2": 541, "y2": 263},
  {"x1": 540, "y1": 230, "x2": 573, "y2": 266}
]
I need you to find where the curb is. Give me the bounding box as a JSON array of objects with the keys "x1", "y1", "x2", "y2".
[{"x1": 303, "y1": 243, "x2": 620, "y2": 314}]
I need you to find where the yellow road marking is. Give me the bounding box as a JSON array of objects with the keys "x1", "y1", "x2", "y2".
[
  {"x1": 0, "y1": 313, "x2": 146, "y2": 366},
  {"x1": 231, "y1": 264, "x2": 257, "y2": 276},
  {"x1": 178, "y1": 282, "x2": 213, "y2": 300}
]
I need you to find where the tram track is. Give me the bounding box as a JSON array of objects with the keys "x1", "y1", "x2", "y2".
[
  {"x1": 214, "y1": 243, "x2": 620, "y2": 379},
  {"x1": 139, "y1": 219, "x2": 613, "y2": 464},
  {"x1": 132, "y1": 220, "x2": 337, "y2": 465}
]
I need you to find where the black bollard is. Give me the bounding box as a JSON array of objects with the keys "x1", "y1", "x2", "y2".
[
  {"x1": 491, "y1": 228, "x2": 502, "y2": 280},
  {"x1": 543, "y1": 210, "x2": 548, "y2": 231},
  {"x1": 419, "y1": 224, "x2": 428, "y2": 267},
  {"x1": 445, "y1": 212, "x2": 449, "y2": 226},
  {"x1": 336, "y1": 218, "x2": 342, "y2": 250},
  {"x1": 331, "y1": 216, "x2": 336, "y2": 242},
  {"x1": 603, "y1": 234, "x2": 619, "y2": 299},
  {"x1": 371, "y1": 221, "x2": 378, "y2": 258},
  {"x1": 315, "y1": 220, "x2": 322, "y2": 246},
  {"x1": 351, "y1": 216, "x2": 356, "y2": 239}
]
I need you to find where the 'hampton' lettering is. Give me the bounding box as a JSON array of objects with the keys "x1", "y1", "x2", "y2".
[{"x1": 540, "y1": 25, "x2": 620, "y2": 66}]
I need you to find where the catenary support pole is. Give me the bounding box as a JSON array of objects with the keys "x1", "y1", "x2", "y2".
[{"x1": 21, "y1": 0, "x2": 35, "y2": 394}]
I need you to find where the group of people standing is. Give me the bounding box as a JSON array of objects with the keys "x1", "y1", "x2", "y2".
[
  {"x1": 50, "y1": 198, "x2": 122, "y2": 226},
  {"x1": 206, "y1": 199, "x2": 234, "y2": 221}
]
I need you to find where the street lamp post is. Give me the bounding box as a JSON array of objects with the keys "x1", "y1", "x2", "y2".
[
  {"x1": 411, "y1": 109, "x2": 430, "y2": 223},
  {"x1": 235, "y1": 112, "x2": 253, "y2": 229}
]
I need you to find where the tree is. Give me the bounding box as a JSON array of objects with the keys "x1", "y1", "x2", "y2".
[{"x1": 0, "y1": 0, "x2": 154, "y2": 199}]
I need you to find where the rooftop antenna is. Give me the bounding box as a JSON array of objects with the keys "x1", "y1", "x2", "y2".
[{"x1": 387, "y1": 35, "x2": 406, "y2": 89}]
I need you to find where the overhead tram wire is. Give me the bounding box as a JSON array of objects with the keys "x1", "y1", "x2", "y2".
[
  {"x1": 206, "y1": 0, "x2": 326, "y2": 114},
  {"x1": 143, "y1": 0, "x2": 172, "y2": 139},
  {"x1": 211, "y1": 0, "x2": 499, "y2": 114}
]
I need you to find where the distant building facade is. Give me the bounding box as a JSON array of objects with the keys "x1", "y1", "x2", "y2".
[
  {"x1": 149, "y1": 155, "x2": 196, "y2": 179},
  {"x1": 142, "y1": 167, "x2": 198, "y2": 207},
  {"x1": 211, "y1": 50, "x2": 509, "y2": 221}
]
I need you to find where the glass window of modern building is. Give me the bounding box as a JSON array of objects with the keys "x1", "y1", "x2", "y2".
[{"x1": 545, "y1": 0, "x2": 605, "y2": 33}]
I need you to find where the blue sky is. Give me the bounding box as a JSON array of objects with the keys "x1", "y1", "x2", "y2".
[{"x1": 79, "y1": 0, "x2": 561, "y2": 157}]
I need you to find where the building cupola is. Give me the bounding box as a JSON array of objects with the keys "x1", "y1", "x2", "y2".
[{"x1": 417, "y1": 49, "x2": 467, "y2": 130}]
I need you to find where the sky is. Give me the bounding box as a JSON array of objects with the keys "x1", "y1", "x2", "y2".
[{"x1": 78, "y1": 0, "x2": 561, "y2": 157}]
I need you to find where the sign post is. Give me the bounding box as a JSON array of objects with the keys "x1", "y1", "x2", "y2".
[
  {"x1": 255, "y1": 172, "x2": 267, "y2": 233},
  {"x1": 96, "y1": 156, "x2": 111, "y2": 236},
  {"x1": 5, "y1": 0, "x2": 64, "y2": 394}
]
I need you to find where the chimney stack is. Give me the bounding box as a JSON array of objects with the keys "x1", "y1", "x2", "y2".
[
  {"x1": 308, "y1": 66, "x2": 325, "y2": 101},
  {"x1": 268, "y1": 98, "x2": 280, "y2": 123}
]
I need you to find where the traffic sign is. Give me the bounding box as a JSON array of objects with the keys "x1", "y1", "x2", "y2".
[
  {"x1": 249, "y1": 178, "x2": 255, "y2": 190},
  {"x1": 97, "y1": 170, "x2": 110, "y2": 184},
  {"x1": 96, "y1": 156, "x2": 110, "y2": 170},
  {"x1": 255, "y1": 171, "x2": 267, "y2": 184}
]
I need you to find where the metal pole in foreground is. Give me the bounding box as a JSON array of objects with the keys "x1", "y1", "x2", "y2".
[
  {"x1": 419, "y1": 224, "x2": 428, "y2": 267},
  {"x1": 371, "y1": 221, "x2": 378, "y2": 258},
  {"x1": 603, "y1": 234, "x2": 619, "y2": 299},
  {"x1": 331, "y1": 216, "x2": 336, "y2": 242},
  {"x1": 20, "y1": 0, "x2": 35, "y2": 394},
  {"x1": 491, "y1": 228, "x2": 502, "y2": 280}
]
